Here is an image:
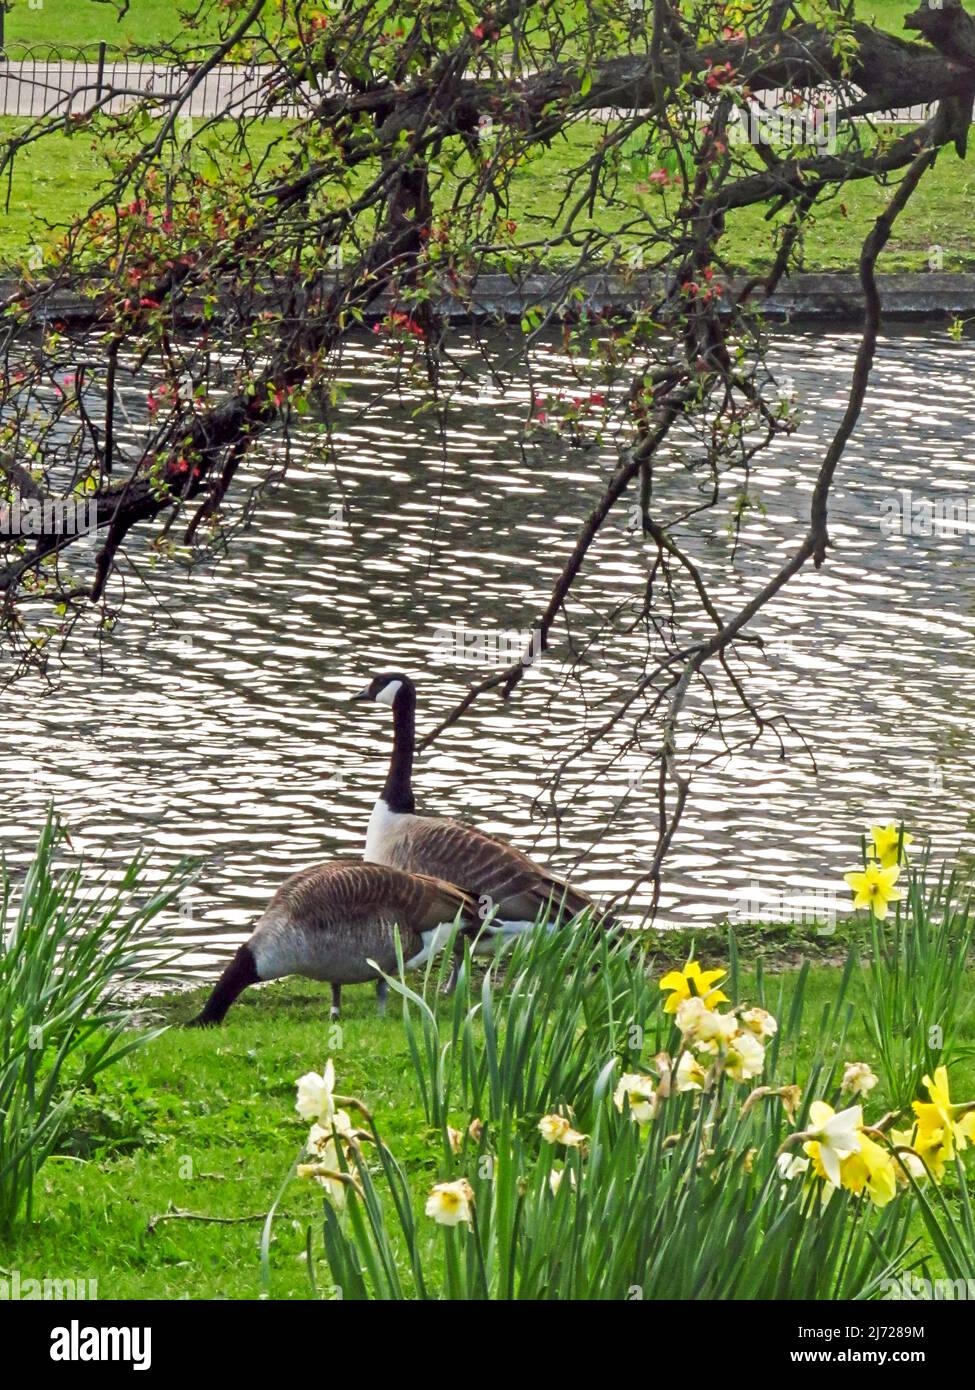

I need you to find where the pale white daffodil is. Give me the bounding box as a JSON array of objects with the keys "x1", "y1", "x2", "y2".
[
  {"x1": 725, "y1": 1029, "x2": 765, "y2": 1082},
  {"x1": 425, "y1": 1178, "x2": 474, "y2": 1227},
  {"x1": 675, "y1": 1050, "x2": 708, "y2": 1092},
  {"x1": 613, "y1": 1073, "x2": 659, "y2": 1125},
  {"x1": 549, "y1": 1166, "x2": 577, "y2": 1196},
  {"x1": 295, "y1": 1059, "x2": 337, "y2": 1125},
  {"x1": 538, "y1": 1113, "x2": 587, "y2": 1147},
  {"x1": 676, "y1": 997, "x2": 737, "y2": 1051},
  {"x1": 841, "y1": 1062, "x2": 879, "y2": 1098},
  {"x1": 739, "y1": 1007, "x2": 778, "y2": 1040},
  {"x1": 777, "y1": 1153, "x2": 810, "y2": 1181}
]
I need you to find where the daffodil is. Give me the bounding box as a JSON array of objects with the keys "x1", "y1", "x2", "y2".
[
  {"x1": 912, "y1": 1066, "x2": 975, "y2": 1162},
  {"x1": 613, "y1": 1073, "x2": 659, "y2": 1124},
  {"x1": 910, "y1": 1126, "x2": 949, "y2": 1181},
  {"x1": 675, "y1": 1050, "x2": 708, "y2": 1092},
  {"x1": 844, "y1": 861, "x2": 902, "y2": 919},
  {"x1": 674, "y1": 995, "x2": 710, "y2": 1037},
  {"x1": 447, "y1": 1126, "x2": 463, "y2": 1155},
  {"x1": 725, "y1": 1030, "x2": 765, "y2": 1082},
  {"x1": 802, "y1": 1101, "x2": 862, "y2": 1186},
  {"x1": 548, "y1": 1166, "x2": 576, "y2": 1196},
  {"x1": 675, "y1": 996, "x2": 736, "y2": 1050},
  {"x1": 659, "y1": 960, "x2": 729, "y2": 1014},
  {"x1": 841, "y1": 1062, "x2": 879, "y2": 1098},
  {"x1": 306, "y1": 1112, "x2": 354, "y2": 1156},
  {"x1": 869, "y1": 823, "x2": 914, "y2": 868},
  {"x1": 889, "y1": 1128, "x2": 930, "y2": 1186},
  {"x1": 777, "y1": 1153, "x2": 810, "y2": 1182},
  {"x1": 777, "y1": 1084, "x2": 802, "y2": 1122},
  {"x1": 425, "y1": 1178, "x2": 474, "y2": 1227},
  {"x1": 295, "y1": 1060, "x2": 337, "y2": 1125},
  {"x1": 776, "y1": 1152, "x2": 811, "y2": 1202},
  {"x1": 740, "y1": 1007, "x2": 778, "y2": 1040},
  {"x1": 538, "y1": 1113, "x2": 587, "y2": 1147},
  {"x1": 839, "y1": 1130, "x2": 897, "y2": 1207},
  {"x1": 297, "y1": 1136, "x2": 362, "y2": 1208}
]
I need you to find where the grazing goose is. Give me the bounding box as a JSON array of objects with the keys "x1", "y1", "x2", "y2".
[
  {"x1": 187, "y1": 860, "x2": 476, "y2": 1026},
  {"x1": 353, "y1": 672, "x2": 606, "y2": 942}
]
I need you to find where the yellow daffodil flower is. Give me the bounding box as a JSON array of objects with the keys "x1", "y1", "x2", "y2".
[
  {"x1": 425, "y1": 1178, "x2": 474, "y2": 1227},
  {"x1": 889, "y1": 1128, "x2": 931, "y2": 1186},
  {"x1": 911, "y1": 1127, "x2": 949, "y2": 1181},
  {"x1": 838, "y1": 1130, "x2": 898, "y2": 1208},
  {"x1": 844, "y1": 861, "x2": 902, "y2": 919},
  {"x1": 912, "y1": 1066, "x2": 975, "y2": 1162},
  {"x1": 869, "y1": 823, "x2": 914, "y2": 868},
  {"x1": 659, "y1": 960, "x2": 729, "y2": 1014}
]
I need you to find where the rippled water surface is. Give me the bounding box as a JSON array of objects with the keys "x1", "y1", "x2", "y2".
[{"x1": 4, "y1": 326, "x2": 975, "y2": 973}]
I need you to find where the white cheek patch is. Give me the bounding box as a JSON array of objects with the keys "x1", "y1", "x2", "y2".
[{"x1": 376, "y1": 679, "x2": 403, "y2": 707}]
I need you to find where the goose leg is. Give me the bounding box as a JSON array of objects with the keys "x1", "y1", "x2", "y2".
[
  {"x1": 376, "y1": 977, "x2": 388, "y2": 1017},
  {"x1": 330, "y1": 983, "x2": 341, "y2": 1020},
  {"x1": 443, "y1": 942, "x2": 464, "y2": 996}
]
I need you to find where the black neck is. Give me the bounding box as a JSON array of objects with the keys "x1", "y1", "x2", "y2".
[
  {"x1": 187, "y1": 944, "x2": 258, "y2": 1027},
  {"x1": 383, "y1": 685, "x2": 416, "y2": 813}
]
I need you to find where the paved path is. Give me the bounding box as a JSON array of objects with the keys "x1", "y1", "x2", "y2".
[
  {"x1": 0, "y1": 57, "x2": 944, "y2": 125},
  {"x1": 0, "y1": 59, "x2": 303, "y2": 119}
]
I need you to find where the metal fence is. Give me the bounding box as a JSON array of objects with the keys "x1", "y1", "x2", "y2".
[
  {"x1": 0, "y1": 38, "x2": 945, "y2": 127},
  {"x1": 0, "y1": 41, "x2": 316, "y2": 120}
]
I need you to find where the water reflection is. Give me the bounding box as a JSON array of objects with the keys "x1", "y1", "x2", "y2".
[{"x1": 4, "y1": 325, "x2": 975, "y2": 970}]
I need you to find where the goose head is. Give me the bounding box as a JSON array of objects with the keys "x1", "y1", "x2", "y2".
[{"x1": 352, "y1": 672, "x2": 416, "y2": 708}]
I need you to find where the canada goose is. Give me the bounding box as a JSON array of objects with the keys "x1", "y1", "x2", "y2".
[
  {"x1": 353, "y1": 672, "x2": 607, "y2": 940},
  {"x1": 186, "y1": 859, "x2": 476, "y2": 1026}
]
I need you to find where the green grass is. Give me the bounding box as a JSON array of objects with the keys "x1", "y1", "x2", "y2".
[
  {"x1": 2, "y1": 0, "x2": 215, "y2": 51},
  {"x1": 0, "y1": 0, "x2": 927, "y2": 50},
  {"x1": 2, "y1": 114, "x2": 975, "y2": 277},
  {"x1": 2, "y1": 943, "x2": 973, "y2": 1300}
]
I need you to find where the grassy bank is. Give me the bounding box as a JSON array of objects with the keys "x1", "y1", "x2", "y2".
[{"x1": 2, "y1": 934, "x2": 973, "y2": 1301}]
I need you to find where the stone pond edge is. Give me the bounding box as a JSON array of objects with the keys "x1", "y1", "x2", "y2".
[{"x1": 4, "y1": 271, "x2": 975, "y2": 326}]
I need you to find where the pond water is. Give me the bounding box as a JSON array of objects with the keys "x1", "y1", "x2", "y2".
[{"x1": 4, "y1": 325, "x2": 975, "y2": 974}]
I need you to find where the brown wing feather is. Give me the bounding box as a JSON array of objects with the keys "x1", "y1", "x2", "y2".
[
  {"x1": 266, "y1": 861, "x2": 474, "y2": 979},
  {"x1": 388, "y1": 819, "x2": 594, "y2": 923}
]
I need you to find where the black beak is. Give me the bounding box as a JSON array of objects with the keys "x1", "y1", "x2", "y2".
[{"x1": 351, "y1": 687, "x2": 373, "y2": 702}]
